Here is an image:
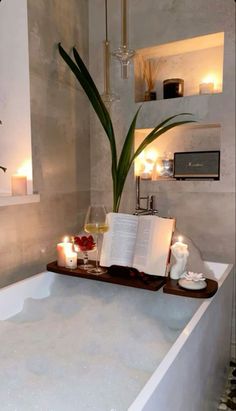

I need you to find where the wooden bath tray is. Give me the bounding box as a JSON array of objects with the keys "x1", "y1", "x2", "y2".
[
  {"x1": 46, "y1": 260, "x2": 166, "y2": 291},
  {"x1": 163, "y1": 278, "x2": 218, "y2": 298}
]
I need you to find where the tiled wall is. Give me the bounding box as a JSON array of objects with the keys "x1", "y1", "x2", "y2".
[{"x1": 0, "y1": 0, "x2": 90, "y2": 288}]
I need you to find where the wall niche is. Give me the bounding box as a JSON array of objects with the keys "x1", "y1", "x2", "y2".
[
  {"x1": 0, "y1": 0, "x2": 38, "y2": 205},
  {"x1": 134, "y1": 123, "x2": 221, "y2": 181},
  {"x1": 134, "y1": 32, "x2": 224, "y2": 103}
]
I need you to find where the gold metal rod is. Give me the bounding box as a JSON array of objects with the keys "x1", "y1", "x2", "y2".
[
  {"x1": 122, "y1": 0, "x2": 127, "y2": 47},
  {"x1": 103, "y1": 40, "x2": 110, "y2": 95},
  {"x1": 105, "y1": 0, "x2": 108, "y2": 41}
]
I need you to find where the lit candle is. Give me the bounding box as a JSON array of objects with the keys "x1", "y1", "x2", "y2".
[
  {"x1": 57, "y1": 237, "x2": 73, "y2": 267},
  {"x1": 140, "y1": 157, "x2": 156, "y2": 180},
  {"x1": 140, "y1": 171, "x2": 152, "y2": 180},
  {"x1": 65, "y1": 251, "x2": 78, "y2": 269},
  {"x1": 170, "y1": 236, "x2": 189, "y2": 280},
  {"x1": 199, "y1": 82, "x2": 214, "y2": 95},
  {"x1": 11, "y1": 175, "x2": 27, "y2": 196}
]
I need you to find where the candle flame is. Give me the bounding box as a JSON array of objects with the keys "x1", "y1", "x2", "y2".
[
  {"x1": 17, "y1": 159, "x2": 32, "y2": 180},
  {"x1": 63, "y1": 236, "x2": 69, "y2": 243},
  {"x1": 134, "y1": 149, "x2": 158, "y2": 177},
  {"x1": 178, "y1": 235, "x2": 183, "y2": 243},
  {"x1": 145, "y1": 149, "x2": 158, "y2": 162}
]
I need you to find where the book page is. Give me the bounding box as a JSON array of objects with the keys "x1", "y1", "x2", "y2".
[
  {"x1": 133, "y1": 215, "x2": 175, "y2": 276},
  {"x1": 100, "y1": 213, "x2": 139, "y2": 267}
]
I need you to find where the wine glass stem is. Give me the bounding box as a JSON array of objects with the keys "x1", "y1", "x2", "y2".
[
  {"x1": 83, "y1": 251, "x2": 88, "y2": 266},
  {"x1": 95, "y1": 233, "x2": 99, "y2": 271}
]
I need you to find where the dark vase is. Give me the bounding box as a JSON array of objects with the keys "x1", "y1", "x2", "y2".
[{"x1": 144, "y1": 90, "x2": 157, "y2": 101}]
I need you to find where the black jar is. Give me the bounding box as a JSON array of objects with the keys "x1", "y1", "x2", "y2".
[{"x1": 163, "y1": 78, "x2": 184, "y2": 99}]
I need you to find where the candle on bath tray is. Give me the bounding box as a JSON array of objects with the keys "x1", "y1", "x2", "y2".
[
  {"x1": 57, "y1": 237, "x2": 73, "y2": 267},
  {"x1": 65, "y1": 251, "x2": 78, "y2": 269},
  {"x1": 170, "y1": 236, "x2": 189, "y2": 280},
  {"x1": 172, "y1": 236, "x2": 188, "y2": 252},
  {"x1": 11, "y1": 175, "x2": 27, "y2": 196}
]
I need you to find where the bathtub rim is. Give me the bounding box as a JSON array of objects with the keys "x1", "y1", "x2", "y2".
[{"x1": 128, "y1": 261, "x2": 234, "y2": 410}]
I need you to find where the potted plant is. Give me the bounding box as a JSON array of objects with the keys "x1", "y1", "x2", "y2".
[{"x1": 58, "y1": 44, "x2": 195, "y2": 212}]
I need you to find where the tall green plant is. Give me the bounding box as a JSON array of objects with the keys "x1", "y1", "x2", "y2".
[{"x1": 58, "y1": 44, "x2": 195, "y2": 212}]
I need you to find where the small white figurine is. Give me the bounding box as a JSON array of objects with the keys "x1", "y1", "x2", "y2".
[{"x1": 170, "y1": 239, "x2": 189, "y2": 280}]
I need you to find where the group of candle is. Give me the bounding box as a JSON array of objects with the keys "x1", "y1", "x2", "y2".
[{"x1": 57, "y1": 237, "x2": 78, "y2": 269}]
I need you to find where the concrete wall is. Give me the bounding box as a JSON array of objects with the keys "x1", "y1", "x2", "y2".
[
  {"x1": 0, "y1": 0, "x2": 90, "y2": 287},
  {"x1": 89, "y1": 0, "x2": 235, "y2": 353},
  {"x1": 0, "y1": 0, "x2": 32, "y2": 194},
  {"x1": 89, "y1": 0, "x2": 235, "y2": 259}
]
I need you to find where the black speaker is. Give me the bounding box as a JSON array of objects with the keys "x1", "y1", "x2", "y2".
[{"x1": 174, "y1": 151, "x2": 220, "y2": 180}]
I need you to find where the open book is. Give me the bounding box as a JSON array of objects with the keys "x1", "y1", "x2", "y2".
[{"x1": 100, "y1": 213, "x2": 175, "y2": 276}]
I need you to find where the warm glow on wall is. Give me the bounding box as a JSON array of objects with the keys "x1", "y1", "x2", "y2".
[
  {"x1": 200, "y1": 73, "x2": 222, "y2": 94},
  {"x1": 17, "y1": 159, "x2": 32, "y2": 180},
  {"x1": 134, "y1": 149, "x2": 158, "y2": 179}
]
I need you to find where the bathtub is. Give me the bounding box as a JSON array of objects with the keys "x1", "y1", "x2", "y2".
[{"x1": 0, "y1": 262, "x2": 234, "y2": 411}]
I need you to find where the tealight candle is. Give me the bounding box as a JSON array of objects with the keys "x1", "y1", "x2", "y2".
[
  {"x1": 65, "y1": 251, "x2": 77, "y2": 269},
  {"x1": 11, "y1": 175, "x2": 27, "y2": 196},
  {"x1": 140, "y1": 172, "x2": 152, "y2": 180},
  {"x1": 57, "y1": 237, "x2": 73, "y2": 267},
  {"x1": 199, "y1": 82, "x2": 214, "y2": 95}
]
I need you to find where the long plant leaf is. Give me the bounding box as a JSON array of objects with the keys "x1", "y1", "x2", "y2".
[
  {"x1": 73, "y1": 47, "x2": 115, "y2": 140},
  {"x1": 131, "y1": 120, "x2": 196, "y2": 163},
  {"x1": 116, "y1": 106, "x2": 142, "y2": 202},
  {"x1": 58, "y1": 44, "x2": 117, "y2": 187}
]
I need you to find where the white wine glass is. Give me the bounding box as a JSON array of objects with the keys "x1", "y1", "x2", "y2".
[{"x1": 84, "y1": 205, "x2": 109, "y2": 275}]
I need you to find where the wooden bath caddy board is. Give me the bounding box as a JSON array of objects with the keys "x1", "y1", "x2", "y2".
[
  {"x1": 163, "y1": 278, "x2": 218, "y2": 298},
  {"x1": 47, "y1": 260, "x2": 166, "y2": 292}
]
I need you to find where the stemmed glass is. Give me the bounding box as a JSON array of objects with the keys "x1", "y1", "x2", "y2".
[
  {"x1": 73, "y1": 232, "x2": 96, "y2": 270},
  {"x1": 84, "y1": 205, "x2": 109, "y2": 275}
]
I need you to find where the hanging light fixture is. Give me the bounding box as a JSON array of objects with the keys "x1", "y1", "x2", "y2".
[
  {"x1": 101, "y1": 0, "x2": 118, "y2": 105},
  {"x1": 112, "y1": 0, "x2": 135, "y2": 79}
]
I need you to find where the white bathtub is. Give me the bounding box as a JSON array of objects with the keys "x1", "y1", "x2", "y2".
[{"x1": 0, "y1": 262, "x2": 234, "y2": 411}]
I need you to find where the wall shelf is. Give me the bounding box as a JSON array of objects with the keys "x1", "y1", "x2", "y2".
[
  {"x1": 134, "y1": 32, "x2": 224, "y2": 103},
  {"x1": 0, "y1": 193, "x2": 40, "y2": 207},
  {"x1": 134, "y1": 122, "x2": 221, "y2": 181}
]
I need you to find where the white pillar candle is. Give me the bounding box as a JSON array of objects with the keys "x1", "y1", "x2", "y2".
[
  {"x1": 199, "y1": 82, "x2": 214, "y2": 95},
  {"x1": 57, "y1": 239, "x2": 73, "y2": 267},
  {"x1": 11, "y1": 175, "x2": 27, "y2": 196},
  {"x1": 170, "y1": 238, "x2": 189, "y2": 280},
  {"x1": 65, "y1": 252, "x2": 78, "y2": 269}
]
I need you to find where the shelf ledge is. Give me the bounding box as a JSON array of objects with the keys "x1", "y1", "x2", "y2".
[{"x1": 0, "y1": 193, "x2": 40, "y2": 207}]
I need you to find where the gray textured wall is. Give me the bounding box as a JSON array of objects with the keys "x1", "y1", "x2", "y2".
[
  {"x1": 0, "y1": 0, "x2": 90, "y2": 287},
  {"x1": 89, "y1": 0, "x2": 235, "y2": 262},
  {"x1": 89, "y1": 0, "x2": 235, "y2": 354}
]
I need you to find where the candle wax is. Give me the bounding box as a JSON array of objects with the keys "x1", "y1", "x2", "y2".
[
  {"x1": 57, "y1": 242, "x2": 73, "y2": 267},
  {"x1": 11, "y1": 175, "x2": 27, "y2": 196}
]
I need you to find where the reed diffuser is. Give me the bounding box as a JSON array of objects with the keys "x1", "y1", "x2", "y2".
[{"x1": 138, "y1": 56, "x2": 163, "y2": 101}]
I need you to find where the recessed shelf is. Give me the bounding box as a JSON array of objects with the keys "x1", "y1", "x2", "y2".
[
  {"x1": 134, "y1": 32, "x2": 224, "y2": 103},
  {"x1": 0, "y1": 193, "x2": 40, "y2": 207},
  {"x1": 134, "y1": 123, "x2": 221, "y2": 181}
]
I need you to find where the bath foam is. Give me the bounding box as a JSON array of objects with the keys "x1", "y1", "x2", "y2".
[{"x1": 0, "y1": 276, "x2": 201, "y2": 411}]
